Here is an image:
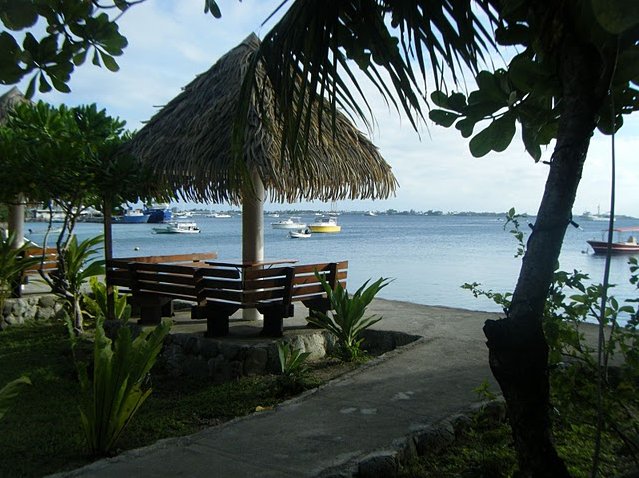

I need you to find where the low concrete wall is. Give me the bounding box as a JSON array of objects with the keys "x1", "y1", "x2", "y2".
[
  {"x1": 160, "y1": 329, "x2": 421, "y2": 383},
  {"x1": 1, "y1": 294, "x2": 65, "y2": 330}
]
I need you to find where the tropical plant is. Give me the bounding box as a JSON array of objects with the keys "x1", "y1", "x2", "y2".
[
  {"x1": 52, "y1": 235, "x2": 105, "y2": 334},
  {"x1": 276, "y1": 342, "x2": 311, "y2": 393},
  {"x1": 308, "y1": 275, "x2": 391, "y2": 361},
  {"x1": 72, "y1": 317, "x2": 171, "y2": 456},
  {"x1": 83, "y1": 276, "x2": 131, "y2": 323},
  {"x1": 0, "y1": 376, "x2": 31, "y2": 423},
  {"x1": 0, "y1": 232, "x2": 41, "y2": 309}
]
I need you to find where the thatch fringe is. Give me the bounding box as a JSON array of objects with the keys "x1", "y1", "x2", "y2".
[{"x1": 125, "y1": 34, "x2": 397, "y2": 205}]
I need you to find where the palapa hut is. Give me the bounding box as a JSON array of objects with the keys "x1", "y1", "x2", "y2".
[{"x1": 126, "y1": 34, "x2": 397, "y2": 311}]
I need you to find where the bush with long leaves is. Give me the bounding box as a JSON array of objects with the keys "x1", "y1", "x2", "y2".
[
  {"x1": 0, "y1": 232, "x2": 41, "y2": 309},
  {"x1": 0, "y1": 376, "x2": 31, "y2": 423},
  {"x1": 52, "y1": 235, "x2": 105, "y2": 334},
  {"x1": 308, "y1": 275, "x2": 391, "y2": 361},
  {"x1": 276, "y1": 342, "x2": 311, "y2": 393},
  {"x1": 83, "y1": 276, "x2": 131, "y2": 322},
  {"x1": 73, "y1": 317, "x2": 171, "y2": 456}
]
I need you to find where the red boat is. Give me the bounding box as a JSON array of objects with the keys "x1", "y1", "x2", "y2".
[{"x1": 587, "y1": 227, "x2": 639, "y2": 254}]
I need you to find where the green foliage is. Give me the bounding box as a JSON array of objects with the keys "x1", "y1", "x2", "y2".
[
  {"x1": 276, "y1": 342, "x2": 311, "y2": 393},
  {"x1": 464, "y1": 210, "x2": 639, "y2": 470},
  {"x1": 0, "y1": 232, "x2": 41, "y2": 308},
  {"x1": 0, "y1": 376, "x2": 31, "y2": 422},
  {"x1": 308, "y1": 275, "x2": 391, "y2": 361},
  {"x1": 82, "y1": 276, "x2": 131, "y2": 322},
  {"x1": 74, "y1": 318, "x2": 171, "y2": 456},
  {"x1": 53, "y1": 235, "x2": 105, "y2": 333}
]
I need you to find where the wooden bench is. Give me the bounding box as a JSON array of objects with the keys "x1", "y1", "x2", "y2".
[
  {"x1": 12, "y1": 247, "x2": 59, "y2": 298},
  {"x1": 107, "y1": 258, "x2": 348, "y2": 337},
  {"x1": 106, "y1": 252, "x2": 218, "y2": 320}
]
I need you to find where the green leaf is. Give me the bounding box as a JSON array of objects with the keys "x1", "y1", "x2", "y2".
[
  {"x1": 430, "y1": 91, "x2": 449, "y2": 108},
  {"x1": 429, "y1": 109, "x2": 460, "y2": 127},
  {"x1": 455, "y1": 117, "x2": 477, "y2": 138},
  {"x1": 591, "y1": 0, "x2": 639, "y2": 34},
  {"x1": 0, "y1": 0, "x2": 38, "y2": 30},
  {"x1": 204, "y1": 0, "x2": 222, "y2": 18},
  {"x1": 468, "y1": 113, "x2": 516, "y2": 157},
  {"x1": 494, "y1": 24, "x2": 530, "y2": 46},
  {"x1": 99, "y1": 50, "x2": 120, "y2": 72}
]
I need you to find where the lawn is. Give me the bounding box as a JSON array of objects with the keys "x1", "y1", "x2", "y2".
[{"x1": 0, "y1": 320, "x2": 353, "y2": 477}]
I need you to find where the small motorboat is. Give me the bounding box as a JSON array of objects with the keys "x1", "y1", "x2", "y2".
[
  {"x1": 308, "y1": 216, "x2": 341, "y2": 233},
  {"x1": 289, "y1": 229, "x2": 311, "y2": 239},
  {"x1": 271, "y1": 217, "x2": 306, "y2": 229},
  {"x1": 152, "y1": 221, "x2": 201, "y2": 234},
  {"x1": 587, "y1": 227, "x2": 639, "y2": 254}
]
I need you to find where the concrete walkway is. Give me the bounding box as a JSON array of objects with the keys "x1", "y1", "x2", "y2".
[{"x1": 56, "y1": 299, "x2": 500, "y2": 477}]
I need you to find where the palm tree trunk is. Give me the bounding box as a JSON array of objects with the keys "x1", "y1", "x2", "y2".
[{"x1": 483, "y1": 34, "x2": 611, "y2": 476}]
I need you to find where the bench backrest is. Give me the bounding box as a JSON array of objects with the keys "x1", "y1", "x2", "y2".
[
  {"x1": 107, "y1": 257, "x2": 348, "y2": 309},
  {"x1": 200, "y1": 261, "x2": 348, "y2": 308},
  {"x1": 106, "y1": 252, "x2": 218, "y2": 289},
  {"x1": 21, "y1": 247, "x2": 59, "y2": 273}
]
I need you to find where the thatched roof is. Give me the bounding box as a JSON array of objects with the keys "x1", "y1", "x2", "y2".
[
  {"x1": 126, "y1": 34, "x2": 397, "y2": 204},
  {"x1": 0, "y1": 87, "x2": 27, "y2": 124}
]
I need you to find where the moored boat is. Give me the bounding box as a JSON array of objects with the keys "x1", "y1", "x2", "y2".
[
  {"x1": 114, "y1": 208, "x2": 150, "y2": 223},
  {"x1": 152, "y1": 221, "x2": 201, "y2": 234},
  {"x1": 144, "y1": 203, "x2": 173, "y2": 223},
  {"x1": 587, "y1": 227, "x2": 639, "y2": 254},
  {"x1": 271, "y1": 217, "x2": 306, "y2": 229},
  {"x1": 308, "y1": 216, "x2": 341, "y2": 233},
  {"x1": 289, "y1": 228, "x2": 311, "y2": 239}
]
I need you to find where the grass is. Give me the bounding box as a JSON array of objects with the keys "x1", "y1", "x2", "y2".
[
  {"x1": 399, "y1": 400, "x2": 638, "y2": 477},
  {"x1": 0, "y1": 320, "x2": 354, "y2": 477}
]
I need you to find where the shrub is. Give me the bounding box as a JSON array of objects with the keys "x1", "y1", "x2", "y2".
[
  {"x1": 82, "y1": 276, "x2": 131, "y2": 322},
  {"x1": 0, "y1": 376, "x2": 31, "y2": 423},
  {"x1": 308, "y1": 275, "x2": 391, "y2": 361},
  {"x1": 0, "y1": 232, "x2": 41, "y2": 309},
  {"x1": 72, "y1": 317, "x2": 171, "y2": 456},
  {"x1": 276, "y1": 342, "x2": 311, "y2": 393}
]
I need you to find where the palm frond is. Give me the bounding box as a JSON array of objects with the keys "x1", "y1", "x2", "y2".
[{"x1": 245, "y1": 0, "x2": 499, "y2": 166}]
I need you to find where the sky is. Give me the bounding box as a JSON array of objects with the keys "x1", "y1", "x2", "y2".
[{"x1": 4, "y1": 0, "x2": 638, "y2": 216}]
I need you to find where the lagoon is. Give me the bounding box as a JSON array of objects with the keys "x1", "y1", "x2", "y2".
[{"x1": 26, "y1": 214, "x2": 638, "y2": 314}]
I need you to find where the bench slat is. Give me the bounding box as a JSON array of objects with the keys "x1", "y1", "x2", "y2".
[
  {"x1": 202, "y1": 289, "x2": 243, "y2": 303},
  {"x1": 292, "y1": 261, "x2": 348, "y2": 275},
  {"x1": 111, "y1": 252, "x2": 217, "y2": 264},
  {"x1": 135, "y1": 282, "x2": 199, "y2": 298},
  {"x1": 199, "y1": 278, "x2": 243, "y2": 290},
  {"x1": 130, "y1": 263, "x2": 200, "y2": 275},
  {"x1": 134, "y1": 271, "x2": 199, "y2": 286}
]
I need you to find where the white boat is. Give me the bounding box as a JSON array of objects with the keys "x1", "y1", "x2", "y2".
[
  {"x1": 152, "y1": 221, "x2": 201, "y2": 234},
  {"x1": 365, "y1": 211, "x2": 377, "y2": 216},
  {"x1": 210, "y1": 212, "x2": 231, "y2": 218},
  {"x1": 289, "y1": 228, "x2": 311, "y2": 239},
  {"x1": 271, "y1": 217, "x2": 306, "y2": 229},
  {"x1": 308, "y1": 216, "x2": 341, "y2": 233}
]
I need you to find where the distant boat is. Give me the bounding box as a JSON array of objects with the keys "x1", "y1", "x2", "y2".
[
  {"x1": 114, "y1": 208, "x2": 150, "y2": 224},
  {"x1": 272, "y1": 217, "x2": 306, "y2": 229},
  {"x1": 174, "y1": 211, "x2": 194, "y2": 218},
  {"x1": 209, "y1": 212, "x2": 231, "y2": 218},
  {"x1": 268, "y1": 213, "x2": 280, "y2": 218},
  {"x1": 308, "y1": 216, "x2": 341, "y2": 233},
  {"x1": 152, "y1": 221, "x2": 201, "y2": 234},
  {"x1": 365, "y1": 211, "x2": 377, "y2": 216},
  {"x1": 587, "y1": 227, "x2": 639, "y2": 254},
  {"x1": 144, "y1": 204, "x2": 172, "y2": 223},
  {"x1": 289, "y1": 228, "x2": 311, "y2": 239}
]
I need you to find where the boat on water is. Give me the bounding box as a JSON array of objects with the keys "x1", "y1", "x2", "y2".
[
  {"x1": 365, "y1": 211, "x2": 377, "y2": 216},
  {"x1": 587, "y1": 227, "x2": 639, "y2": 254},
  {"x1": 289, "y1": 228, "x2": 311, "y2": 239},
  {"x1": 152, "y1": 221, "x2": 201, "y2": 234},
  {"x1": 144, "y1": 204, "x2": 173, "y2": 223},
  {"x1": 207, "y1": 212, "x2": 231, "y2": 218},
  {"x1": 271, "y1": 217, "x2": 306, "y2": 229},
  {"x1": 114, "y1": 208, "x2": 150, "y2": 224},
  {"x1": 308, "y1": 216, "x2": 341, "y2": 233}
]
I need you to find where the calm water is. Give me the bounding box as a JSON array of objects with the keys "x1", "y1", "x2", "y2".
[{"x1": 26, "y1": 214, "x2": 638, "y2": 314}]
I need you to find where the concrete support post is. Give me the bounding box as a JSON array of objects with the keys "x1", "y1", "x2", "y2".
[
  {"x1": 8, "y1": 195, "x2": 25, "y2": 248},
  {"x1": 242, "y1": 169, "x2": 265, "y2": 321}
]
